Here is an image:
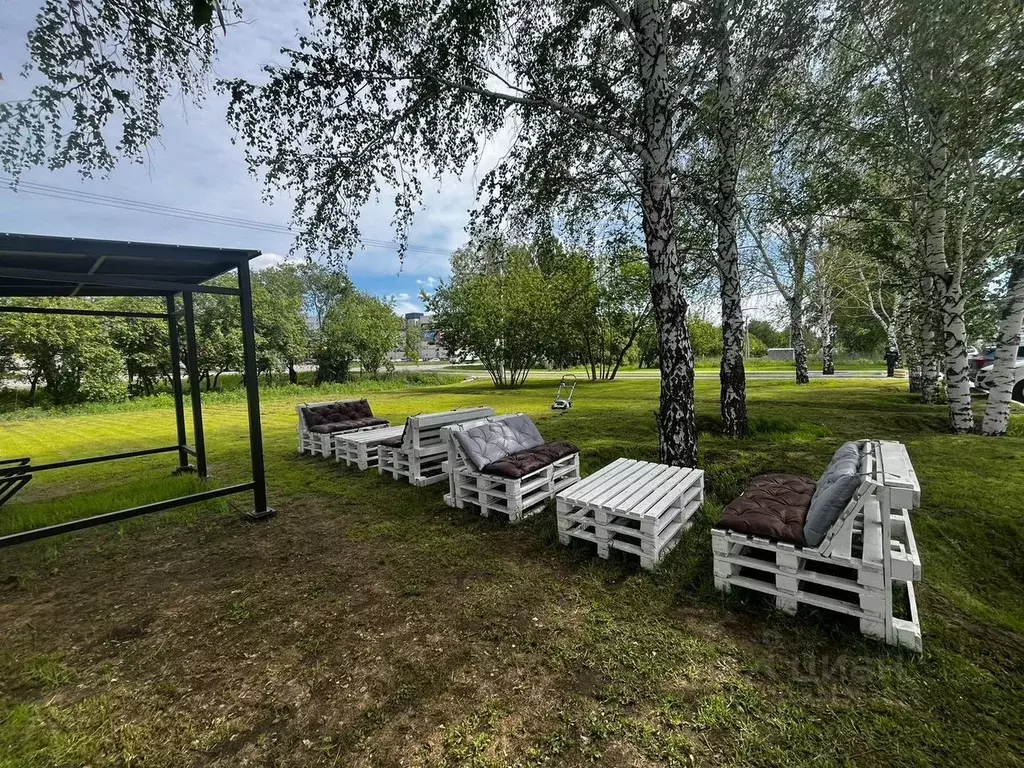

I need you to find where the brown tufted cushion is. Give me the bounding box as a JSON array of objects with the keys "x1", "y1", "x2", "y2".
[
  {"x1": 480, "y1": 441, "x2": 579, "y2": 479},
  {"x1": 308, "y1": 417, "x2": 389, "y2": 434},
  {"x1": 717, "y1": 473, "x2": 816, "y2": 546},
  {"x1": 303, "y1": 399, "x2": 374, "y2": 429}
]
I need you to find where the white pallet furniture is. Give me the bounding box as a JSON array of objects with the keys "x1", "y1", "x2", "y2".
[
  {"x1": 378, "y1": 407, "x2": 495, "y2": 486},
  {"x1": 712, "y1": 440, "x2": 923, "y2": 651},
  {"x1": 556, "y1": 458, "x2": 704, "y2": 569},
  {"x1": 441, "y1": 414, "x2": 581, "y2": 523},
  {"x1": 334, "y1": 425, "x2": 406, "y2": 470},
  {"x1": 296, "y1": 400, "x2": 389, "y2": 458}
]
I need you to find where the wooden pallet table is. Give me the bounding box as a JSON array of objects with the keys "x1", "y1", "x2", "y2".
[
  {"x1": 334, "y1": 425, "x2": 406, "y2": 470},
  {"x1": 556, "y1": 458, "x2": 704, "y2": 569}
]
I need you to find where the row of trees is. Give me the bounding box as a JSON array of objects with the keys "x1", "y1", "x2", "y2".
[
  {"x1": 0, "y1": 264, "x2": 401, "y2": 406},
  {"x1": 426, "y1": 237, "x2": 785, "y2": 387},
  {"x1": 3, "y1": 0, "x2": 1021, "y2": 458}
]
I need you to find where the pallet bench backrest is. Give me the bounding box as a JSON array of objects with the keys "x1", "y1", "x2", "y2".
[
  {"x1": 817, "y1": 440, "x2": 920, "y2": 560},
  {"x1": 399, "y1": 407, "x2": 496, "y2": 454}
]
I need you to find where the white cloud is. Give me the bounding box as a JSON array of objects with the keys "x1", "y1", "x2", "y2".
[{"x1": 250, "y1": 252, "x2": 290, "y2": 271}]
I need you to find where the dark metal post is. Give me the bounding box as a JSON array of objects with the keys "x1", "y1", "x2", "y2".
[
  {"x1": 166, "y1": 294, "x2": 191, "y2": 472},
  {"x1": 182, "y1": 292, "x2": 209, "y2": 478},
  {"x1": 236, "y1": 261, "x2": 274, "y2": 520}
]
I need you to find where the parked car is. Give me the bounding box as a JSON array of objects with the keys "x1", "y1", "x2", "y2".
[
  {"x1": 968, "y1": 346, "x2": 998, "y2": 381},
  {"x1": 975, "y1": 348, "x2": 1024, "y2": 403}
]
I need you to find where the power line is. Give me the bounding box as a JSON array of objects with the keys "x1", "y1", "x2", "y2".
[{"x1": 0, "y1": 177, "x2": 455, "y2": 257}]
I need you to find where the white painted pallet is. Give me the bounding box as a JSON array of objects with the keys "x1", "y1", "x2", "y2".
[
  {"x1": 712, "y1": 440, "x2": 923, "y2": 652},
  {"x1": 378, "y1": 407, "x2": 495, "y2": 487},
  {"x1": 334, "y1": 425, "x2": 406, "y2": 470},
  {"x1": 441, "y1": 414, "x2": 581, "y2": 523},
  {"x1": 556, "y1": 458, "x2": 704, "y2": 570},
  {"x1": 296, "y1": 401, "x2": 389, "y2": 458}
]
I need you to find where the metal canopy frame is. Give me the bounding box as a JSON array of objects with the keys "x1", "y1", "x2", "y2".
[{"x1": 0, "y1": 233, "x2": 274, "y2": 548}]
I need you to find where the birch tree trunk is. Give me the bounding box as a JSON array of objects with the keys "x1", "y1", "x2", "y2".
[
  {"x1": 714, "y1": 0, "x2": 748, "y2": 438},
  {"x1": 637, "y1": 0, "x2": 698, "y2": 467},
  {"x1": 981, "y1": 240, "x2": 1024, "y2": 436},
  {"x1": 922, "y1": 110, "x2": 973, "y2": 431},
  {"x1": 821, "y1": 319, "x2": 836, "y2": 376},
  {"x1": 918, "y1": 280, "x2": 941, "y2": 402},
  {"x1": 790, "y1": 298, "x2": 809, "y2": 384}
]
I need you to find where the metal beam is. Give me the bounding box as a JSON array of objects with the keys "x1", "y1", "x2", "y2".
[
  {"x1": 237, "y1": 260, "x2": 274, "y2": 520},
  {"x1": 0, "y1": 306, "x2": 177, "y2": 320},
  {"x1": 30, "y1": 445, "x2": 183, "y2": 473},
  {"x1": 182, "y1": 292, "x2": 208, "y2": 478},
  {"x1": 0, "y1": 483, "x2": 257, "y2": 548},
  {"x1": 166, "y1": 295, "x2": 191, "y2": 472},
  {"x1": 0, "y1": 232, "x2": 260, "y2": 262},
  {"x1": 0, "y1": 266, "x2": 240, "y2": 295}
]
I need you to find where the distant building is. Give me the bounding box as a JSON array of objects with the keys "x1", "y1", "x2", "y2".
[{"x1": 390, "y1": 312, "x2": 444, "y2": 362}]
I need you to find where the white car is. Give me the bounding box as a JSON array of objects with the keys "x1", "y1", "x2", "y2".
[{"x1": 975, "y1": 356, "x2": 1024, "y2": 403}]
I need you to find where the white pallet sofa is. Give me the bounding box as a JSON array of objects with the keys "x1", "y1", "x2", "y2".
[
  {"x1": 556, "y1": 458, "x2": 704, "y2": 569},
  {"x1": 297, "y1": 399, "x2": 390, "y2": 457},
  {"x1": 712, "y1": 440, "x2": 922, "y2": 651},
  {"x1": 441, "y1": 413, "x2": 581, "y2": 523},
  {"x1": 377, "y1": 407, "x2": 495, "y2": 486}
]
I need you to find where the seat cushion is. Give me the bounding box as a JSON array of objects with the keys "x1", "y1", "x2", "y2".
[
  {"x1": 717, "y1": 473, "x2": 816, "y2": 545},
  {"x1": 378, "y1": 433, "x2": 404, "y2": 448},
  {"x1": 480, "y1": 441, "x2": 579, "y2": 479},
  {"x1": 308, "y1": 416, "x2": 389, "y2": 434},
  {"x1": 803, "y1": 441, "x2": 864, "y2": 547},
  {"x1": 453, "y1": 415, "x2": 545, "y2": 471},
  {"x1": 303, "y1": 399, "x2": 374, "y2": 429}
]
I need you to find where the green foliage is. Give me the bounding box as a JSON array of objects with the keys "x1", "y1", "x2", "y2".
[
  {"x1": 106, "y1": 298, "x2": 170, "y2": 396},
  {"x1": 427, "y1": 241, "x2": 558, "y2": 388},
  {"x1": 748, "y1": 335, "x2": 768, "y2": 357},
  {"x1": 190, "y1": 277, "x2": 243, "y2": 391},
  {"x1": 747, "y1": 320, "x2": 788, "y2": 349},
  {"x1": 1, "y1": 0, "x2": 238, "y2": 178},
  {"x1": 351, "y1": 294, "x2": 402, "y2": 377},
  {"x1": 252, "y1": 264, "x2": 309, "y2": 383},
  {"x1": 573, "y1": 249, "x2": 652, "y2": 381},
  {"x1": 0, "y1": 299, "x2": 128, "y2": 405},
  {"x1": 688, "y1": 317, "x2": 723, "y2": 358},
  {"x1": 403, "y1": 324, "x2": 423, "y2": 364},
  {"x1": 316, "y1": 291, "x2": 401, "y2": 381}
]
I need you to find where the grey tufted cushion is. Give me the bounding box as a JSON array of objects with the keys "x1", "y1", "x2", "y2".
[
  {"x1": 803, "y1": 441, "x2": 865, "y2": 548},
  {"x1": 453, "y1": 415, "x2": 545, "y2": 471}
]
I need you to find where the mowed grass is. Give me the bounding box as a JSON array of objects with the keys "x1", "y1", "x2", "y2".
[{"x1": 0, "y1": 377, "x2": 1022, "y2": 767}]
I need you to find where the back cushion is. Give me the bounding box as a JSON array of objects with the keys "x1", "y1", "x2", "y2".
[
  {"x1": 803, "y1": 441, "x2": 864, "y2": 548},
  {"x1": 304, "y1": 399, "x2": 372, "y2": 427},
  {"x1": 453, "y1": 415, "x2": 545, "y2": 471}
]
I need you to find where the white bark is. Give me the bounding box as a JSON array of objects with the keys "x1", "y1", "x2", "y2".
[
  {"x1": 981, "y1": 242, "x2": 1024, "y2": 436},
  {"x1": 637, "y1": 0, "x2": 698, "y2": 467},
  {"x1": 715, "y1": 0, "x2": 747, "y2": 438},
  {"x1": 918, "y1": 275, "x2": 941, "y2": 402},
  {"x1": 922, "y1": 110, "x2": 973, "y2": 430}
]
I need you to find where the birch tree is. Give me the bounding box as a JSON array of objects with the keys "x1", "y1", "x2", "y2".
[
  {"x1": 840, "y1": 0, "x2": 1024, "y2": 430},
  {"x1": 226, "y1": 0, "x2": 716, "y2": 466},
  {"x1": 709, "y1": 0, "x2": 813, "y2": 435},
  {"x1": 981, "y1": 239, "x2": 1024, "y2": 436}
]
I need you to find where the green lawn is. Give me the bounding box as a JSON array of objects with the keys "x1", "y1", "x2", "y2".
[{"x1": 0, "y1": 377, "x2": 1022, "y2": 767}]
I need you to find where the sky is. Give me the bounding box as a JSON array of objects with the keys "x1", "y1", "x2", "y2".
[{"x1": 0, "y1": 0, "x2": 503, "y2": 317}]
